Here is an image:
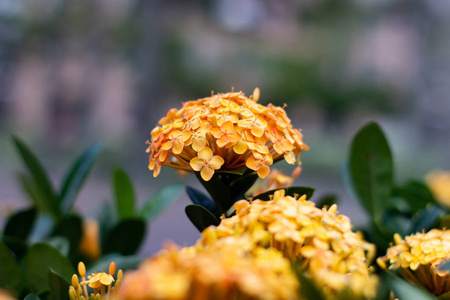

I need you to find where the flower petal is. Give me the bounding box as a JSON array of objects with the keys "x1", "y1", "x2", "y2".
[
  {"x1": 198, "y1": 147, "x2": 213, "y2": 161},
  {"x1": 257, "y1": 164, "x2": 270, "y2": 179},
  {"x1": 192, "y1": 137, "x2": 206, "y2": 152},
  {"x1": 201, "y1": 165, "x2": 215, "y2": 181},
  {"x1": 209, "y1": 155, "x2": 225, "y2": 169},
  {"x1": 190, "y1": 157, "x2": 204, "y2": 171},
  {"x1": 233, "y1": 140, "x2": 248, "y2": 154},
  {"x1": 246, "y1": 157, "x2": 260, "y2": 171}
]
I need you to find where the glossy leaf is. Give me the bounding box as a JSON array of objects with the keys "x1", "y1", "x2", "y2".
[
  {"x1": 51, "y1": 215, "x2": 82, "y2": 255},
  {"x1": 348, "y1": 122, "x2": 393, "y2": 221},
  {"x1": 13, "y1": 136, "x2": 58, "y2": 216},
  {"x1": 48, "y1": 269, "x2": 70, "y2": 300},
  {"x1": 185, "y1": 204, "x2": 220, "y2": 232},
  {"x1": 24, "y1": 243, "x2": 75, "y2": 294},
  {"x1": 395, "y1": 180, "x2": 435, "y2": 212},
  {"x1": 315, "y1": 194, "x2": 338, "y2": 209},
  {"x1": 59, "y1": 143, "x2": 102, "y2": 215},
  {"x1": 4, "y1": 207, "x2": 37, "y2": 240},
  {"x1": 113, "y1": 168, "x2": 136, "y2": 220},
  {"x1": 24, "y1": 295, "x2": 41, "y2": 300},
  {"x1": 229, "y1": 172, "x2": 258, "y2": 202},
  {"x1": 1, "y1": 235, "x2": 28, "y2": 261},
  {"x1": 141, "y1": 184, "x2": 183, "y2": 221},
  {"x1": 196, "y1": 172, "x2": 231, "y2": 213},
  {"x1": 388, "y1": 275, "x2": 435, "y2": 300},
  {"x1": 103, "y1": 218, "x2": 146, "y2": 255},
  {"x1": 409, "y1": 205, "x2": 444, "y2": 234},
  {"x1": 186, "y1": 186, "x2": 219, "y2": 218},
  {"x1": 98, "y1": 201, "x2": 116, "y2": 247},
  {"x1": 0, "y1": 240, "x2": 23, "y2": 293},
  {"x1": 17, "y1": 173, "x2": 47, "y2": 211},
  {"x1": 254, "y1": 186, "x2": 315, "y2": 201}
]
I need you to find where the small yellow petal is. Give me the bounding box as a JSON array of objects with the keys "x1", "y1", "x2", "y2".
[
  {"x1": 257, "y1": 164, "x2": 270, "y2": 179},
  {"x1": 201, "y1": 165, "x2": 215, "y2": 181},
  {"x1": 246, "y1": 157, "x2": 260, "y2": 171},
  {"x1": 198, "y1": 147, "x2": 213, "y2": 161},
  {"x1": 209, "y1": 155, "x2": 225, "y2": 169},
  {"x1": 190, "y1": 157, "x2": 204, "y2": 171}
]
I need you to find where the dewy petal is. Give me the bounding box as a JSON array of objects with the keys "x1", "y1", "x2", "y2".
[
  {"x1": 201, "y1": 165, "x2": 215, "y2": 181},
  {"x1": 246, "y1": 157, "x2": 260, "y2": 171},
  {"x1": 198, "y1": 147, "x2": 213, "y2": 161},
  {"x1": 257, "y1": 164, "x2": 270, "y2": 179},
  {"x1": 209, "y1": 155, "x2": 225, "y2": 169},
  {"x1": 190, "y1": 157, "x2": 204, "y2": 171}
]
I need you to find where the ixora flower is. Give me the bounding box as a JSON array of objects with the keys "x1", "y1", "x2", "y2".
[
  {"x1": 377, "y1": 229, "x2": 450, "y2": 296},
  {"x1": 146, "y1": 89, "x2": 308, "y2": 181},
  {"x1": 69, "y1": 261, "x2": 123, "y2": 300},
  {"x1": 425, "y1": 170, "x2": 450, "y2": 208},
  {"x1": 116, "y1": 241, "x2": 298, "y2": 300},
  {"x1": 197, "y1": 189, "x2": 378, "y2": 299}
]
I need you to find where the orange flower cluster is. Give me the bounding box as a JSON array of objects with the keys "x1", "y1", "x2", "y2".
[
  {"x1": 146, "y1": 89, "x2": 308, "y2": 181},
  {"x1": 378, "y1": 230, "x2": 450, "y2": 296}
]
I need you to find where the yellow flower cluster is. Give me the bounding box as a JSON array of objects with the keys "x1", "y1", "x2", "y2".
[
  {"x1": 377, "y1": 230, "x2": 450, "y2": 296},
  {"x1": 198, "y1": 190, "x2": 378, "y2": 299},
  {"x1": 116, "y1": 241, "x2": 298, "y2": 300},
  {"x1": 146, "y1": 89, "x2": 308, "y2": 181},
  {"x1": 69, "y1": 262, "x2": 123, "y2": 300},
  {"x1": 426, "y1": 170, "x2": 450, "y2": 208}
]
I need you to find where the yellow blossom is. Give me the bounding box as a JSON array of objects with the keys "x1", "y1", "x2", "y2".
[
  {"x1": 425, "y1": 170, "x2": 450, "y2": 208},
  {"x1": 79, "y1": 219, "x2": 101, "y2": 261},
  {"x1": 189, "y1": 147, "x2": 225, "y2": 181},
  {"x1": 197, "y1": 190, "x2": 378, "y2": 299},
  {"x1": 378, "y1": 229, "x2": 450, "y2": 296},
  {"x1": 117, "y1": 241, "x2": 298, "y2": 300},
  {"x1": 146, "y1": 89, "x2": 308, "y2": 181}
]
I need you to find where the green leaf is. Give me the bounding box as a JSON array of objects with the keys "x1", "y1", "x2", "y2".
[
  {"x1": 440, "y1": 215, "x2": 450, "y2": 230},
  {"x1": 292, "y1": 264, "x2": 325, "y2": 300},
  {"x1": 98, "y1": 201, "x2": 117, "y2": 247},
  {"x1": 17, "y1": 173, "x2": 47, "y2": 210},
  {"x1": 228, "y1": 172, "x2": 259, "y2": 202},
  {"x1": 409, "y1": 205, "x2": 444, "y2": 234},
  {"x1": 348, "y1": 122, "x2": 393, "y2": 221},
  {"x1": 141, "y1": 184, "x2": 183, "y2": 222},
  {"x1": 0, "y1": 240, "x2": 23, "y2": 293},
  {"x1": 51, "y1": 215, "x2": 82, "y2": 256},
  {"x1": 24, "y1": 243, "x2": 75, "y2": 294},
  {"x1": 388, "y1": 275, "x2": 435, "y2": 300},
  {"x1": 1, "y1": 235, "x2": 28, "y2": 261},
  {"x1": 253, "y1": 186, "x2": 315, "y2": 201},
  {"x1": 13, "y1": 136, "x2": 58, "y2": 216},
  {"x1": 4, "y1": 207, "x2": 37, "y2": 240},
  {"x1": 113, "y1": 168, "x2": 136, "y2": 220},
  {"x1": 185, "y1": 204, "x2": 220, "y2": 232},
  {"x1": 103, "y1": 218, "x2": 146, "y2": 256},
  {"x1": 395, "y1": 180, "x2": 434, "y2": 212},
  {"x1": 45, "y1": 237, "x2": 70, "y2": 257},
  {"x1": 196, "y1": 172, "x2": 231, "y2": 214},
  {"x1": 24, "y1": 295, "x2": 41, "y2": 300},
  {"x1": 48, "y1": 269, "x2": 70, "y2": 300},
  {"x1": 186, "y1": 186, "x2": 219, "y2": 218},
  {"x1": 59, "y1": 143, "x2": 102, "y2": 215},
  {"x1": 315, "y1": 194, "x2": 338, "y2": 209}
]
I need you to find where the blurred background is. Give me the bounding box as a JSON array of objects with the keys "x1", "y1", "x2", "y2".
[{"x1": 1, "y1": 0, "x2": 450, "y2": 254}]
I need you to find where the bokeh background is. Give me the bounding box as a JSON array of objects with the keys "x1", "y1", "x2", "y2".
[{"x1": 1, "y1": 0, "x2": 450, "y2": 255}]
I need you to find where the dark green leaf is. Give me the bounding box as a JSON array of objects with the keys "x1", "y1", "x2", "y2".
[
  {"x1": 1, "y1": 235, "x2": 28, "y2": 261},
  {"x1": 140, "y1": 184, "x2": 183, "y2": 221},
  {"x1": 103, "y1": 218, "x2": 146, "y2": 255},
  {"x1": 51, "y1": 215, "x2": 82, "y2": 256},
  {"x1": 253, "y1": 186, "x2": 315, "y2": 201},
  {"x1": 29, "y1": 213, "x2": 55, "y2": 242},
  {"x1": 315, "y1": 194, "x2": 338, "y2": 208},
  {"x1": 24, "y1": 243, "x2": 75, "y2": 294},
  {"x1": 229, "y1": 172, "x2": 258, "y2": 202},
  {"x1": 24, "y1": 295, "x2": 41, "y2": 300},
  {"x1": 440, "y1": 216, "x2": 450, "y2": 230},
  {"x1": 13, "y1": 136, "x2": 58, "y2": 216},
  {"x1": 87, "y1": 254, "x2": 142, "y2": 275},
  {"x1": 185, "y1": 204, "x2": 220, "y2": 232},
  {"x1": 409, "y1": 205, "x2": 444, "y2": 234},
  {"x1": 0, "y1": 240, "x2": 23, "y2": 293},
  {"x1": 216, "y1": 166, "x2": 248, "y2": 175},
  {"x1": 347, "y1": 122, "x2": 393, "y2": 221},
  {"x1": 388, "y1": 275, "x2": 435, "y2": 300},
  {"x1": 292, "y1": 264, "x2": 325, "y2": 300},
  {"x1": 196, "y1": 172, "x2": 231, "y2": 214},
  {"x1": 395, "y1": 180, "x2": 434, "y2": 212},
  {"x1": 17, "y1": 173, "x2": 47, "y2": 210},
  {"x1": 4, "y1": 207, "x2": 37, "y2": 240},
  {"x1": 113, "y1": 168, "x2": 136, "y2": 220},
  {"x1": 439, "y1": 291, "x2": 450, "y2": 300},
  {"x1": 45, "y1": 237, "x2": 70, "y2": 257},
  {"x1": 59, "y1": 143, "x2": 102, "y2": 215},
  {"x1": 48, "y1": 269, "x2": 70, "y2": 300},
  {"x1": 185, "y1": 186, "x2": 219, "y2": 218}
]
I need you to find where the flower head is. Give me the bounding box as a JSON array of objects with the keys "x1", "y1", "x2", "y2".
[
  {"x1": 377, "y1": 229, "x2": 450, "y2": 296},
  {"x1": 117, "y1": 241, "x2": 298, "y2": 300},
  {"x1": 147, "y1": 89, "x2": 308, "y2": 181},
  {"x1": 426, "y1": 170, "x2": 450, "y2": 208},
  {"x1": 198, "y1": 189, "x2": 378, "y2": 299}
]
